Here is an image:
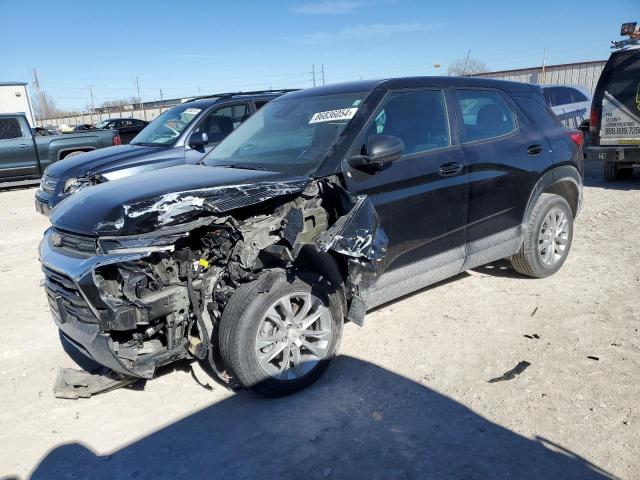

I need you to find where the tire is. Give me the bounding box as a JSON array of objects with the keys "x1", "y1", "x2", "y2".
[
  {"x1": 510, "y1": 193, "x2": 573, "y2": 278},
  {"x1": 219, "y1": 269, "x2": 343, "y2": 397},
  {"x1": 604, "y1": 161, "x2": 632, "y2": 181}
]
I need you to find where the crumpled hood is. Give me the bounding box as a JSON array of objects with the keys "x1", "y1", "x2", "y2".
[
  {"x1": 49, "y1": 165, "x2": 309, "y2": 236},
  {"x1": 45, "y1": 144, "x2": 178, "y2": 178}
]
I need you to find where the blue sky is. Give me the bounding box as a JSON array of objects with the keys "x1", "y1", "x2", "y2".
[{"x1": 0, "y1": 0, "x2": 637, "y2": 110}]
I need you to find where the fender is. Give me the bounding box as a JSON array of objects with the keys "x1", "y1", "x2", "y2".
[{"x1": 523, "y1": 165, "x2": 583, "y2": 223}]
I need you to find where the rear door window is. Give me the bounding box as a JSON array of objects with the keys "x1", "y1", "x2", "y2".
[
  {"x1": 0, "y1": 118, "x2": 24, "y2": 140},
  {"x1": 455, "y1": 89, "x2": 517, "y2": 142}
]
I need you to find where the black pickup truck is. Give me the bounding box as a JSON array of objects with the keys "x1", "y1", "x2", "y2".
[{"x1": 0, "y1": 113, "x2": 119, "y2": 186}]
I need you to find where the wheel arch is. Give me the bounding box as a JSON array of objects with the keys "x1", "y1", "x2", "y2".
[
  {"x1": 523, "y1": 165, "x2": 582, "y2": 223},
  {"x1": 57, "y1": 146, "x2": 96, "y2": 160},
  {"x1": 293, "y1": 244, "x2": 348, "y2": 316}
]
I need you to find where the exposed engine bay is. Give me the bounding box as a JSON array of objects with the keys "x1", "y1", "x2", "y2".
[{"x1": 42, "y1": 176, "x2": 388, "y2": 388}]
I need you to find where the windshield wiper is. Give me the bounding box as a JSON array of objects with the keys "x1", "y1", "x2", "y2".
[{"x1": 212, "y1": 163, "x2": 268, "y2": 171}]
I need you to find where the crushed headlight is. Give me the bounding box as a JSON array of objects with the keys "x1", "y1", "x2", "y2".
[{"x1": 63, "y1": 177, "x2": 83, "y2": 194}]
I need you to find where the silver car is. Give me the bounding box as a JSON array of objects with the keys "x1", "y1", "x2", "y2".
[{"x1": 541, "y1": 84, "x2": 592, "y2": 128}]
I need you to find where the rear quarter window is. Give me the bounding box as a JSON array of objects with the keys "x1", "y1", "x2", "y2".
[{"x1": 513, "y1": 96, "x2": 560, "y2": 130}]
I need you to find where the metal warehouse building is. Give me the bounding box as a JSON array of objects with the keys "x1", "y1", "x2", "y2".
[
  {"x1": 0, "y1": 82, "x2": 36, "y2": 127},
  {"x1": 472, "y1": 60, "x2": 607, "y2": 94}
]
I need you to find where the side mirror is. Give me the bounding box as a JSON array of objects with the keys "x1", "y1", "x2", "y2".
[
  {"x1": 348, "y1": 134, "x2": 404, "y2": 170},
  {"x1": 189, "y1": 132, "x2": 208, "y2": 149}
]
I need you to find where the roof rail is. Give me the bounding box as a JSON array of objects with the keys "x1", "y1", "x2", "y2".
[{"x1": 184, "y1": 88, "x2": 299, "y2": 103}]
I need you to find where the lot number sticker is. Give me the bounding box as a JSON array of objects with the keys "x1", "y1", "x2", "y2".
[{"x1": 309, "y1": 108, "x2": 358, "y2": 124}]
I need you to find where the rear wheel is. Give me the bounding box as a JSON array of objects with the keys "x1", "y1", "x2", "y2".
[
  {"x1": 511, "y1": 193, "x2": 573, "y2": 278},
  {"x1": 219, "y1": 270, "x2": 343, "y2": 397},
  {"x1": 604, "y1": 161, "x2": 632, "y2": 181}
]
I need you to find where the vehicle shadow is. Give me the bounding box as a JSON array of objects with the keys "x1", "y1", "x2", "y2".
[
  {"x1": 583, "y1": 160, "x2": 640, "y2": 190},
  {"x1": 27, "y1": 355, "x2": 613, "y2": 480},
  {"x1": 472, "y1": 258, "x2": 529, "y2": 279}
]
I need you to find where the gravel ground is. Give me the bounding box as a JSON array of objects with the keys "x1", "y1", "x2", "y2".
[{"x1": 0, "y1": 163, "x2": 638, "y2": 480}]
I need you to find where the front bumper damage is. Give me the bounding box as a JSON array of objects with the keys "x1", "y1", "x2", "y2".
[
  {"x1": 40, "y1": 233, "x2": 187, "y2": 379},
  {"x1": 40, "y1": 176, "x2": 389, "y2": 388}
]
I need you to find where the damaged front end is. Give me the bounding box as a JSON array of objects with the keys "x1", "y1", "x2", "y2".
[{"x1": 40, "y1": 176, "x2": 387, "y2": 385}]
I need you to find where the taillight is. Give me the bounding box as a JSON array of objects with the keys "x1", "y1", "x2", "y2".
[
  {"x1": 566, "y1": 129, "x2": 584, "y2": 147},
  {"x1": 112, "y1": 134, "x2": 122, "y2": 146},
  {"x1": 589, "y1": 108, "x2": 599, "y2": 135}
]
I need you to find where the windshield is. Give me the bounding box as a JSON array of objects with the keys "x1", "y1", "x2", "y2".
[
  {"x1": 203, "y1": 93, "x2": 365, "y2": 175},
  {"x1": 131, "y1": 105, "x2": 203, "y2": 146}
]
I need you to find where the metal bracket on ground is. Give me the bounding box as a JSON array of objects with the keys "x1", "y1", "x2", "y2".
[{"x1": 53, "y1": 367, "x2": 139, "y2": 399}]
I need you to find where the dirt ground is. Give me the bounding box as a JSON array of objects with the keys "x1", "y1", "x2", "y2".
[{"x1": 0, "y1": 163, "x2": 638, "y2": 480}]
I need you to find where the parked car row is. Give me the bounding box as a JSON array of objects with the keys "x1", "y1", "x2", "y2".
[
  {"x1": 34, "y1": 91, "x2": 288, "y2": 213},
  {"x1": 0, "y1": 113, "x2": 120, "y2": 186},
  {"x1": 39, "y1": 76, "x2": 585, "y2": 397}
]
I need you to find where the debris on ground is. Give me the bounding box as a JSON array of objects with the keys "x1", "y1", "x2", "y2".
[
  {"x1": 190, "y1": 362, "x2": 215, "y2": 391},
  {"x1": 53, "y1": 368, "x2": 138, "y2": 399},
  {"x1": 531, "y1": 307, "x2": 539, "y2": 317},
  {"x1": 524, "y1": 334, "x2": 541, "y2": 339},
  {"x1": 488, "y1": 361, "x2": 531, "y2": 383},
  {"x1": 587, "y1": 356, "x2": 600, "y2": 361}
]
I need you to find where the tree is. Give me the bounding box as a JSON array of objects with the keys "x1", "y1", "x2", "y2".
[
  {"x1": 447, "y1": 57, "x2": 489, "y2": 76},
  {"x1": 32, "y1": 88, "x2": 60, "y2": 121},
  {"x1": 99, "y1": 96, "x2": 141, "y2": 108}
]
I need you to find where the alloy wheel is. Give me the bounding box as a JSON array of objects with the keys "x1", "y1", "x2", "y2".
[{"x1": 254, "y1": 292, "x2": 333, "y2": 381}]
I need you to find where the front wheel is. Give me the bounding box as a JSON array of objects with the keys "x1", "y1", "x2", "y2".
[
  {"x1": 219, "y1": 270, "x2": 343, "y2": 397},
  {"x1": 511, "y1": 193, "x2": 574, "y2": 278}
]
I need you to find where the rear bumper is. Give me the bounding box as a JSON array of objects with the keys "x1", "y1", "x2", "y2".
[{"x1": 586, "y1": 145, "x2": 640, "y2": 163}]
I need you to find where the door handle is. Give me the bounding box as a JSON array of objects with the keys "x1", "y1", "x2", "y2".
[
  {"x1": 527, "y1": 144, "x2": 544, "y2": 155},
  {"x1": 18, "y1": 144, "x2": 32, "y2": 149},
  {"x1": 438, "y1": 162, "x2": 464, "y2": 177}
]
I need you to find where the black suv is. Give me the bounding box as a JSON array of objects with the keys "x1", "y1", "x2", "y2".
[
  {"x1": 39, "y1": 77, "x2": 583, "y2": 397},
  {"x1": 35, "y1": 91, "x2": 290, "y2": 214},
  {"x1": 95, "y1": 118, "x2": 149, "y2": 144},
  {"x1": 586, "y1": 47, "x2": 640, "y2": 180}
]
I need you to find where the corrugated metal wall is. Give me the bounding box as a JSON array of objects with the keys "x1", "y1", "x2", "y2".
[
  {"x1": 472, "y1": 61, "x2": 607, "y2": 93},
  {"x1": 0, "y1": 84, "x2": 36, "y2": 126}
]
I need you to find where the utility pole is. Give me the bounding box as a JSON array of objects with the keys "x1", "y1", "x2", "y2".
[
  {"x1": 312, "y1": 65, "x2": 316, "y2": 87},
  {"x1": 321, "y1": 64, "x2": 325, "y2": 86},
  {"x1": 159, "y1": 89, "x2": 164, "y2": 113},
  {"x1": 135, "y1": 76, "x2": 146, "y2": 121},
  {"x1": 541, "y1": 48, "x2": 547, "y2": 84},
  {"x1": 32, "y1": 68, "x2": 43, "y2": 123},
  {"x1": 89, "y1": 86, "x2": 95, "y2": 124},
  {"x1": 461, "y1": 49, "x2": 471, "y2": 76}
]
